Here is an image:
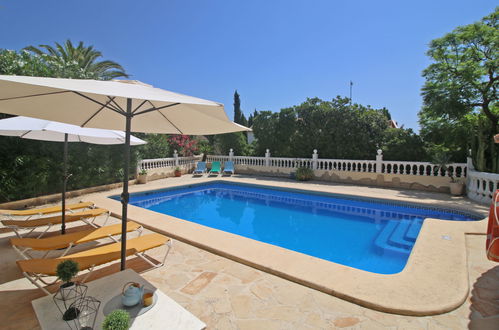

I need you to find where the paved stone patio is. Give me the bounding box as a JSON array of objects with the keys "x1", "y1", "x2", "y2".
[{"x1": 0, "y1": 177, "x2": 498, "y2": 329}]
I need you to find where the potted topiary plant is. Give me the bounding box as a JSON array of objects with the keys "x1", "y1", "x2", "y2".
[
  {"x1": 174, "y1": 167, "x2": 182, "y2": 177},
  {"x1": 57, "y1": 259, "x2": 79, "y2": 288},
  {"x1": 54, "y1": 260, "x2": 87, "y2": 321},
  {"x1": 449, "y1": 178, "x2": 465, "y2": 195},
  {"x1": 102, "y1": 309, "x2": 130, "y2": 330},
  {"x1": 136, "y1": 169, "x2": 148, "y2": 184},
  {"x1": 432, "y1": 151, "x2": 464, "y2": 195},
  {"x1": 295, "y1": 167, "x2": 314, "y2": 181}
]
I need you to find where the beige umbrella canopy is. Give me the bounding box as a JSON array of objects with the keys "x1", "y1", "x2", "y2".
[
  {"x1": 0, "y1": 76, "x2": 248, "y2": 134},
  {"x1": 0, "y1": 75, "x2": 250, "y2": 270}
]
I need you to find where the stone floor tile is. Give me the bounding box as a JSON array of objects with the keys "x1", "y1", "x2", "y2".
[
  {"x1": 332, "y1": 316, "x2": 361, "y2": 328},
  {"x1": 431, "y1": 313, "x2": 468, "y2": 329},
  {"x1": 230, "y1": 295, "x2": 259, "y2": 319},
  {"x1": 164, "y1": 272, "x2": 191, "y2": 290},
  {"x1": 236, "y1": 319, "x2": 285, "y2": 330},
  {"x1": 254, "y1": 305, "x2": 303, "y2": 323},
  {"x1": 213, "y1": 296, "x2": 233, "y2": 314},
  {"x1": 304, "y1": 311, "x2": 333, "y2": 329},
  {"x1": 181, "y1": 271, "x2": 217, "y2": 295},
  {"x1": 214, "y1": 316, "x2": 235, "y2": 330},
  {"x1": 250, "y1": 282, "x2": 273, "y2": 300},
  {"x1": 223, "y1": 263, "x2": 261, "y2": 284},
  {"x1": 357, "y1": 319, "x2": 395, "y2": 330},
  {"x1": 0, "y1": 182, "x2": 497, "y2": 329}
]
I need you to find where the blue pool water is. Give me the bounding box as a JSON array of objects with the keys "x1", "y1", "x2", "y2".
[{"x1": 120, "y1": 182, "x2": 480, "y2": 274}]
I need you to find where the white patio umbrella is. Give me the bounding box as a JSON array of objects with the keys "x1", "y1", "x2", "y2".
[
  {"x1": 0, "y1": 75, "x2": 250, "y2": 270},
  {"x1": 0, "y1": 115, "x2": 146, "y2": 234}
]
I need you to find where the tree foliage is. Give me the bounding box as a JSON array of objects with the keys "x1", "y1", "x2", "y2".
[
  {"x1": 252, "y1": 108, "x2": 296, "y2": 156},
  {"x1": 212, "y1": 90, "x2": 251, "y2": 156},
  {"x1": 252, "y1": 96, "x2": 398, "y2": 159},
  {"x1": 419, "y1": 7, "x2": 498, "y2": 172},
  {"x1": 233, "y1": 90, "x2": 248, "y2": 126},
  {"x1": 0, "y1": 49, "x2": 55, "y2": 77},
  {"x1": 215, "y1": 132, "x2": 251, "y2": 156},
  {"x1": 134, "y1": 134, "x2": 170, "y2": 159},
  {"x1": 382, "y1": 128, "x2": 428, "y2": 161},
  {"x1": 0, "y1": 42, "x2": 137, "y2": 202},
  {"x1": 167, "y1": 135, "x2": 198, "y2": 156},
  {"x1": 24, "y1": 40, "x2": 128, "y2": 80}
]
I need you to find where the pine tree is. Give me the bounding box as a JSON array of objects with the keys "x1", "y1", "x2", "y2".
[
  {"x1": 248, "y1": 109, "x2": 259, "y2": 127},
  {"x1": 233, "y1": 90, "x2": 242, "y2": 124},
  {"x1": 240, "y1": 113, "x2": 248, "y2": 127}
]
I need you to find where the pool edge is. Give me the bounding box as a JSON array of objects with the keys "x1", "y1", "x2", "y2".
[{"x1": 92, "y1": 176, "x2": 487, "y2": 316}]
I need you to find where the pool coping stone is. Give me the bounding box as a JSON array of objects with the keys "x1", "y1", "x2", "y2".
[{"x1": 87, "y1": 175, "x2": 488, "y2": 316}]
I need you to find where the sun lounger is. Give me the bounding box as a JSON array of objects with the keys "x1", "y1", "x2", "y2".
[
  {"x1": 17, "y1": 233, "x2": 172, "y2": 294},
  {"x1": 10, "y1": 221, "x2": 143, "y2": 259},
  {"x1": 210, "y1": 161, "x2": 221, "y2": 175},
  {"x1": 193, "y1": 161, "x2": 207, "y2": 175},
  {"x1": 0, "y1": 201, "x2": 95, "y2": 220},
  {"x1": 1, "y1": 208, "x2": 110, "y2": 238},
  {"x1": 223, "y1": 161, "x2": 235, "y2": 175}
]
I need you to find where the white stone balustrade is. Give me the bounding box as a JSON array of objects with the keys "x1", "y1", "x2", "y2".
[
  {"x1": 381, "y1": 161, "x2": 467, "y2": 178},
  {"x1": 467, "y1": 170, "x2": 499, "y2": 204},
  {"x1": 206, "y1": 149, "x2": 468, "y2": 180},
  {"x1": 206, "y1": 155, "x2": 230, "y2": 163},
  {"x1": 138, "y1": 155, "x2": 201, "y2": 172},
  {"x1": 316, "y1": 159, "x2": 377, "y2": 173},
  {"x1": 140, "y1": 150, "x2": 499, "y2": 202}
]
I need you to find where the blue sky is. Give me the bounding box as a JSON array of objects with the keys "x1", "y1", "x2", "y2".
[{"x1": 0, "y1": 1, "x2": 496, "y2": 130}]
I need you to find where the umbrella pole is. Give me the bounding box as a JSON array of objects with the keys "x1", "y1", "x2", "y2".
[
  {"x1": 120, "y1": 98, "x2": 132, "y2": 271},
  {"x1": 61, "y1": 133, "x2": 68, "y2": 235}
]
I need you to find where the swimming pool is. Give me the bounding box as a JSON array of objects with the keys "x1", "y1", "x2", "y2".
[{"x1": 121, "y1": 182, "x2": 479, "y2": 274}]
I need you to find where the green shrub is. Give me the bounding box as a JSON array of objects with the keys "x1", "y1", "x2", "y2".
[
  {"x1": 296, "y1": 167, "x2": 314, "y2": 181},
  {"x1": 102, "y1": 309, "x2": 130, "y2": 330},
  {"x1": 56, "y1": 260, "x2": 79, "y2": 283}
]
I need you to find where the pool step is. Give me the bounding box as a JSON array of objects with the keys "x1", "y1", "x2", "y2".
[
  {"x1": 404, "y1": 218, "x2": 424, "y2": 242},
  {"x1": 388, "y1": 220, "x2": 413, "y2": 250},
  {"x1": 374, "y1": 222, "x2": 408, "y2": 255},
  {"x1": 374, "y1": 219, "x2": 422, "y2": 256}
]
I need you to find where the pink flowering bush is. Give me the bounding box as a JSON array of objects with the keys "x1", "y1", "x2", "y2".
[{"x1": 167, "y1": 135, "x2": 198, "y2": 156}]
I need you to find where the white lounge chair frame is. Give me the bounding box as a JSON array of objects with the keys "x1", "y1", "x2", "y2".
[
  {"x1": 12, "y1": 224, "x2": 143, "y2": 260},
  {"x1": 4, "y1": 211, "x2": 110, "y2": 239},
  {"x1": 22, "y1": 238, "x2": 173, "y2": 295}
]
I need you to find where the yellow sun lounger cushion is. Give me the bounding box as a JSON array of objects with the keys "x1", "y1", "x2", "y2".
[
  {"x1": 10, "y1": 221, "x2": 142, "y2": 251},
  {"x1": 1, "y1": 208, "x2": 108, "y2": 228},
  {"x1": 0, "y1": 201, "x2": 94, "y2": 216},
  {"x1": 17, "y1": 233, "x2": 170, "y2": 276}
]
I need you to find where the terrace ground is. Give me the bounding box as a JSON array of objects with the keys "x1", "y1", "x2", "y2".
[{"x1": 0, "y1": 176, "x2": 498, "y2": 329}]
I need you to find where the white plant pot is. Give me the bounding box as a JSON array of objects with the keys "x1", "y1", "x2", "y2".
[
  {"x1": 136, "y1": 174, "x2": 148, "y2": 184},
  {"x1": 450, "y1": 182, "x2": 464, "y2": 196}
]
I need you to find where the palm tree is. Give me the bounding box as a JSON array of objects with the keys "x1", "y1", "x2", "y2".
[{"x1": 24, "y1": 40, "x2": 129, "y2": 80}]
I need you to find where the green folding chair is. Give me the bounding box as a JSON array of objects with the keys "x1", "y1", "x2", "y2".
[{"x1": 210, "y1": 161, "x2": 221, "y2": 175}]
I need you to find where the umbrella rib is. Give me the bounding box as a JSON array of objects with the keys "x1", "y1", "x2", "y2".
[
  {"x1": 72, "y1": 92, "x2": 125, "y2": 116},
  {"x1": 132, "y1": 100, "x2": 149, "y2": 114},
  {"x1": 0, "y1": 90, "x2": 71, "y2": 101},
  {"x1": 80, "y1": 99, "x2": 118, "y2": 127},
  {"x1": 72, "y1": 94, "x2": 123, "y2": 127},
  {"x1": 133, "y1": 100, "x2": 183, "y2": 134},
  {"x1": 133, "y1": 102, "x2": 180, "y2": 116},
  {"x1": 157, "y1": 110, "x2": 183, "y2": 134},
  {"x1": 146, "y1": 101, "x2": 184, "y2": 134},
  {"x1": 19, "y1": 130, "x2": 33, "y2": 138},
  {"x1": 106, "y1": 96, "x2": 125, "y2": 113}
]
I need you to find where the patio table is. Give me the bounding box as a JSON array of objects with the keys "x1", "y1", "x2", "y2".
[{"x1": 31, "y1": 269, "x2": 206, "y2": 329}]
